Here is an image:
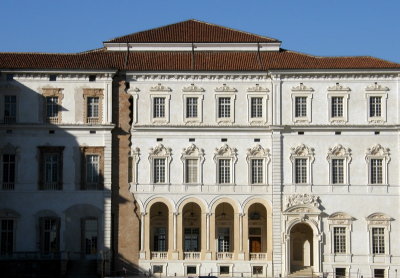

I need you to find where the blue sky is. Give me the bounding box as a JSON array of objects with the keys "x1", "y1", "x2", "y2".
[{"x1": 1, "y1": 0, "x2": 399, "y2": 63}]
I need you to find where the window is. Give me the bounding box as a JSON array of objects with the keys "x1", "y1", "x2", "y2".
[
  {"x1": 153, "y1": 265, "x2": 163, "y2": 274},
  {"x1": 335, "y1": 268, "x2": 346, "y2": 278},
  {"x1": 333, "y1": 227, "x2": 346, "y2": 253},
  {"x1": 6, "y1": 74, "x2": 13, "y2": 81},
  {"x1": 83, "y1": 89, "x2": 103, "y2": 124},
  {"x1": 186, "y1": 266, "x2": 197, "y2": 275},
  {"x1": 4, "y1": 95, "x2": 16, "y2": 124},
  {"x1": 218, "y1": 159, "x2": 230, "y2": 184},
  {"x1": 45, "y1": 97, "x2": 59, "y2": 123},
  {"x1": 332, "y1": 159, "x2": 344, "y2": 184},
  {"x1": 372, "y1": 227, "x2": 385, "y2": 254},
  {"x1": 153, "y1": 97, "x2": 165, "y2": 118},
  {"x1": 327, "y1": 145, "x2": 352, "y2": 186},
  {"x1": 331, "y1": 97, "x2": 343, "y2": 118},
  {"x1": 184, "y1": 228, "x2": 199, "y2": 251},
  {"x1": 39, "y1": 147, "x2": 63, "y2": 190},
  {"x1": 186, "y1": 97, "x2": 198, "y2": 118},
  {"x1": 290, "y1": 144, "x2": 314, "y2": 185},
  {"x1": 295, "y1": 97, "x2": 307, "y2": 118},
  {"x1": 218, "y1": 228, "x2": 230, "y2": 252},
  {"x1": 40, "y1": 217, "x2": 60, "y2": 254},
  {"x1": 88, "y1": 75, "x2": 96, "y2": 82},
  {"x1": 366, "y1": 144, "x2": 390, "y2": 185},
  {"x1": 370, "y1": 159, "x2": 383, "y2": 184},
  {"x1": 295, "y1": 159, "x2": 307, "y2": 184},
  {"x1": 219, "y1": 266, "x2": 230, "y2": 275},
  {"x1": 154, "y1": 158, "x2": 166, "y2": 184},
  {"x1": 2, "y1": 154, "x2": 15, "y2": 190},
  {"x1": 82, "y1": 218, "x2": 97, "y2": 255},
  {"x1": 218, "y1": 97, "x2": 231, "y2": 118},
  {"x1": 42, "y1": 88, "x2": 63, "y2": 124},
  {"x1": 369, "y1": 96, "x2": 382, "y2": 117},
  {"x1": 252, "y1": 266, "x2": 263, "y2": 275},
  {"x1": 214, "y1": 144, "x2": 237, "y2": 185},
  {"x1": 49, "y1": 74, "x2": 57, "y2": 81},
  {"x1": 154, "y1": 227, "x2": 167, "y2": 251},
  {"x1": 1, "y1": 219, "x2": 14, "y2": 255},
  {"x1": 374, "y1": 269, "x2": 385, "y2": 278},
  {"x1": 251, "y1": 159, "x2": 263, "y2": 184},
  {"x1": 81, "y1": 147, "x2": 104, "y2": 190},
  {"x1": 250, "y1": 97, "x2": 263, "y2": 118},
  {"x1": 185, "y1": 159, "x2": 198, "y2": 184},
  {"x1": 149, "y1": 144, "x2": 172, "y2": 185}
]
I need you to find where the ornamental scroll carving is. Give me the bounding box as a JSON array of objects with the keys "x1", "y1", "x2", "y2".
[
  {"x1": 365, "y1": 144, "x2": 390, "y2": 161},
  {"x1": 149, "y1": 144, "x2": 172, "y2": 156},
  {"x1": 366, "y1": 213, "x2": 393, "y2": 226},
  {"x1": 290, "y1": 144, "x2": 315, "y2": 161},
  {"x1": 366, "y1": 82, "x2": 389, "y2": 91},
  {"x1": 150, "y1": 83, "x2": 172, "y2": 92},
  {"x1": 247, "y1": 84, "x2": 269, "y2": 92},
  {"x1": 291, "y1": 83, "x2": 314, "y2": 92},
  {"x1": 326, "y1": 144, "x2": 351, "y2": 161},
  {"x1": 286, "y1": 194, "x2": 320, "y2": 209},
  {"x1": 181, "y1": 143, "x2": 204, "y2": 157},
  {"x1": 182, "y1": 84, "x2": 205, "y2": 92},
  {"x1": 215, "y1": 84, "x2": 237, "y2": 92},
  {"x1": 327, "y1": 83, "x2": 351, "y2": 91},
  {"x1": 328, "y1": 212, "x2": 354, "y2": 225},
  {"x1": 246, "y1": 144, "x2": 270, "y2": 157}
]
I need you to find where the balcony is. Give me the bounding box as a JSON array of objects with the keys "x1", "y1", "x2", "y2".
[
  {"x1": 3, "y1": 116, "x2": 16, "y2": 124},
  {"x1": 183, "y1": 252, "x2": 200, "y2": 260},
  {"x1": 41, "y1": 183, "x2": 62, "y2": 190},
  {"x1": 46, "y1": 117, "x2": 59, "y2": 124},
  {"x1": 151, "y1": 252, "x2": 167, "y2": 260},
  {"x1": 216, "y1": 252, "x2": 233, "y2": 260},
  {"x1": 86, "y1": 117, "x2": 100, "y2": 124},
  {"x1": 249, "y1": 253, "x2": 267, "y2": 260},
  {"x1": 2, "y1": 182, "x2": 14, "y2": 190}
]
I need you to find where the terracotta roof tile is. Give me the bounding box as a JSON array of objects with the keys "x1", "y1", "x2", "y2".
[{"x1": 106, "y1": 19, "x2": 280, "y2": 43}]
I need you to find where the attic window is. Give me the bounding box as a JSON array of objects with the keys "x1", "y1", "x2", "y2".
[
  {"x1": 89, "y1": 75, "x2": 96, "y2": 82},
  {"x1": 6, "y1": 74, "x2": 13, "y2": 81},
  {"x1": 49, "y1": 75, "x2": 57, "y2": 81}
]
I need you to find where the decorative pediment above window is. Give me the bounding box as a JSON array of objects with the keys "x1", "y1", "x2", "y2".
[
  {"x1": 0, "y1": 84, "x2": 19, "y2": 91},
  {"x1": 246, "y1": 144, "x2": 270, "y2": 158},
  {"x1": 286, "y1": 193, "x2": 320, "y2": 209},
  {"x1": 366, "y1": 213, "x2": 393, "y2": 226},
  {"x1": 182, "y1": 83, "x2": 205, "y2": 92},
  {"x1": 214, "y1": 144, "x2": 238, "y2": 161},
  {"x1": 290, "y1": 144, "x2": 315, "y2": 162},
  {"x1": 326, "y1": 144, "x2": 351, "y2": 160},
  {"x1": 291, "y1": 83, "x2": 314, "y2": 92},
  {"x1": 327, "y1": 83, "x2": 351, "y2": 91},
  {"x1": 1, "y1": 143, "x2": 19, "y2": 154},
  {"x1": 215, "y1": 84, "x2": 237, "y2": 92},
  {"x1": 127, "y1": 87, "x2": 140, "y2": 93},
  {"x1": 181, "y1": 144, "x2": 205, "y2": 160},
  {"x1": 41, "y1": 88, "x2": 64, "y2": 99},
  {"x1": 83, "y1": 88, "x2": 104, "y2": 97},
  {"x1": 328, "y1": 212, "x2": 354, "y2": 225},
  {"x1": 0, "y1": 208, "x2": 20, "y2": 218},
  {"x1": 149, "y1": 144, "x2": 172, "y2": 157},
  {"x1": 150, "y1": 83, "x2": 172, "y2": 92},
  {"x1": 247, "y1": 84, "x2": 269, "y2": 92},
  {"x1": 366, "y1": 82, "x2": 389, "y2": 91},
  {"x1": 365, "y1": 144, "x2": 390, "y2": 161}
]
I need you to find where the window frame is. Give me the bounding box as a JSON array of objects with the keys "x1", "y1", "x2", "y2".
[
  {"x1": 183, "y1": 94, "x2": 204, "y2": 124},
  {"x1": 215, "y1": 84, "x2": 236, "y2": 124},
  {"x1": 246, "y1": 144, "x2": 270, "y2": 186},
  {"x1": 365, "y1": 91, "x2": 387, "y2": 124},
  {"x1": 1, "y1": 144, "x2": 18, "y2": 191},
  {"x1": 290, "y1": 144, "x2": 315, "y2": 185},
  {"x1": 42, "y1": 88, "x2": 64, "y2": 124},
  {"x1": 328, "y1": 212, "x2": 353, "y2": 257},
  {"x1": 327, "y1": 144, "x2": 352, "y2": 186},
  {"x1": 150, "y1": 83, "x2": 171, "y2": 124},
  {"x1": 3, "y1": 94, "x2": 17, "y2": 124},
  {"x1": 0, "y1": 218, "x2": 15, "y2": 255},
  {"x1": 181, "y1": 144, "x2": 205, "y2": 185},
  {"x1": 38, "y1": 146, "x2": 64, "y2": 190},
  {"x1": 327, "y1": 92, "x2": 349, "y2": 123},
  {"x1": 247, "y1": 90, "x2": 269, "y2": 125},
  {"x1": 83, "y1": 88, "x2": 103, "y2": 124},
  {"x1": 291, "y1": 83, "x2": 314, "y2": 124},
  {"x1": 80, "y1": 147, "x2": 104, "y2": 190},
  {"x1": 366, "y1": 213, "x2": 392, "y2": 257},
  {"x1": 39, "y1": 216, "x2": 60, "y2": 254},
  {"x1": 149, "y1": 144, "x2": 172, "y2": 185},
  {"x1": 365, "y1": 144, "x2": 390, "y2": 186},
  {"x1": 214, "y1": 144, "x2": 238, "y2": 186}
]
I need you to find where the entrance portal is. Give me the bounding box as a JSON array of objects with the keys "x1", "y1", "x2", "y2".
[{"x1": 290, "y1": 223, "x2": 313, "y2": 272}]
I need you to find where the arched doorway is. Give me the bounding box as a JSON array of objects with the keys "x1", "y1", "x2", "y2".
[
  {"x1": 182, "y1": 202, "x2": 202, "y2": 259},
  {"x1": 215, "y1": 202, "x2": 234, "y2": 259},
  {"x1": 290, "y1": 223, "x2": 313, "y2": 272},
  {"x1": 247, "y1": 203, "x2": 267, "y2": 258},
  {"x1": 149, "y1": 202, "x2": 169, "y2": 258}
]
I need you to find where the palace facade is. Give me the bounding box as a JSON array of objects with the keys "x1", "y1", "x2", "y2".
[{"x1": 1, "y1": 20, "x2": 400, "y2": 278}]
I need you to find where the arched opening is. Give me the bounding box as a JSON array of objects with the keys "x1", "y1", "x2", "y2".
[
  {"x1": 290, "y1": 223, "x2": 313, "y2": 272},
  {"x1": 150, "y1": 202, "x2": 169, "y2": 259},
  {"x1": 247, "y1": 203, "x2": 267, "y2": 260},
  {"x1": 215, "y1": 202, "x2": 234, "y2": 259},
  {"x1": 182, "y1": 202, "x2": 202, "y2": 259}
]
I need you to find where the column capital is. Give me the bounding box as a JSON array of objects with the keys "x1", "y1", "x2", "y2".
[
  {"x1": 173, "y1": 212, "x2": 180, "y2": 216},
  {"x1": 140, "y1": 212, "x2": 147, "y2": 217},
  {"x1": 206, "y1": 212, "x2": 213, "y2": 217}
]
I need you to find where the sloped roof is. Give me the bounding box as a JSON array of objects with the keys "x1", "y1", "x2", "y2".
[{"x1": 105, "y1": 19, "x2": 280, "y2": 43}]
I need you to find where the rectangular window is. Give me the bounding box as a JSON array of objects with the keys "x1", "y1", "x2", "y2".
[
  {"x1": 333, "y1": 227, "x2": 346, "y2": 254},
  {"x1": 153, "y1": 227, "x2": 167, "y2": 251},
  {"x1": 45, "y1": 153, "x2": 59, "y2": 187},
  {"x1": 86, "y1": 155, "x2": 100, "y2": 185},
  {"x1": 219, "y1": 266, "x2": 230, "y2": 275},
  {"x1": 87, "y1": 97, "x2": 99, "y2": 120},
  {"x1": 184, "y1": 228, "x2": 199, "y2": 252},
  {"x1": 372, "y1": 227, "x2": 385, "y2": 254},
  {"x1": 295, "y1": 158, "x2": 307, "y2": 184},
  {"x1": 370, "y1": 96, "x2": 382, "y2": 117},
  {"x1": 374, "y1": 269, "x2": 385, "y2": 278},
  {"x1": 154, "y1": 158, "x2": 166, "y2": 183},
  {"x1": 370, "y1": 159, "x2": 383, "y2": 184},
  {"x1": 252, "y1": 266, "x2": 263, "y2": 275},
  {"x1": 218, "y1": 159, "x2": 231, "y2": 184},
  {"x1": 185, "y1": 159, "x2": 198, "y2": 184},
  {"x1": 153, "y1": 97, "x2": 165, "y2": 118},
  {"x1": 218, "y1": 227, "x2": 230, "y2": 252},
  {"x1": 295, "y1": 96, "x2": 307, "y2": 117},
  {"x1": 39, "y1": 147, "x2": 63, "y2": 190},
  {"x1": 2, "y1": 154, "x2": 15, "y2": 190},
  {"x1": 0, "y1": 219, "x2": 14, "y2": 255},
  {"x1": 335, "y1": 268, "x2": 346, "y2": 278},
  {"x1": 332, "y1": 159, "x2": 344, "y2": 184},
  {"x1": 187, "y1": 266, "x2": 197, "y2": 275},
  {"x1": 46, "y1": 96, "x2": 59, "y2": 123},
  {"x1": 83, "y1": 219, "x2": 97, "y2": 255},
  {"x1": 331, "y1": 97, "x2": 344, "y2": 118},
  {"x1": 153, "y1": 265, "x2": 163, "y2": 274},
  {"x1": 251, "y1": 97, "x2": 263, "y2": 118},
  {"x1": 251, "y1": 159, "x2": 263, "y2": 184},
  {"x1": 40, "y1": 217, "x2": 59, "y2": 254},
  {"x1": 4, "y1": 95, "x2": 16, "y2": 123},
  {"x1": 218, "y1": 97, "x2": 231, "y2": 118},
  {"x1": 186, "y1": 97, "x2": 198, "y2": 118}
]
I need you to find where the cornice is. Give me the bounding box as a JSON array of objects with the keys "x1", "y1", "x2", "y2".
[
  {"x1": 0, "y1": 123, "x2": 115, "y2": 130},
  {"x1": 0, "y1": 72, "x2": 114, "y2": 81},
  {"x1": 275, "y1": 73, "x2": 398, "y2": 81},
  {"x1": 128, "y1": 73, "x2": 270, "y2": 82}
]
